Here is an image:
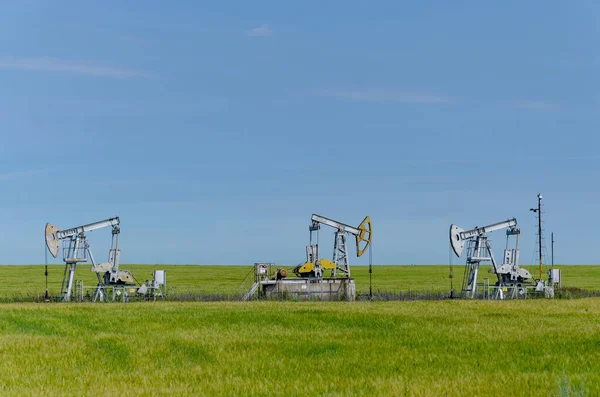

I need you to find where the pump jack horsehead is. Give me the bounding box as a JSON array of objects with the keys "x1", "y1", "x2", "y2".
[{"x1": 45, "y1": 217, "x2": 135, "y2": 302}]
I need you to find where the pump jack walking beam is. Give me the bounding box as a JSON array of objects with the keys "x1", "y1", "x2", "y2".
[{"x1": 450, "y1": 219, "x2": 517, "y2": 258}]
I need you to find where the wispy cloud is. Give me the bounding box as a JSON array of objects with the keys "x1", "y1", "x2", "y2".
[
  {"x1": 318, "y1": 89, "x2": 454, "y2": 104},
  {"x1": 562, "y1": 155, "x2": 600, "y2": 161},
  {"x1": 0, "y1": 56, "x2": 155, "y2": 78},
  {"x1": 0, "y1": 169, "x2": 44, "y2": 182},
  {"x1": 511, "y1": 99, "x2": 558, "y2": 110},
  {"x1": 247, "y1": 24, "x2": 272, "y2": 37},
  {"x1": 428, "y1": 159, "x2": 481, "y2": 165}
]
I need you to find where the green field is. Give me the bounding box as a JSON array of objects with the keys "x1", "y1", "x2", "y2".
[
  {"x1": 0, "y1": 264, "x2": 598, "y2": 299},
  {"x1": 0, "y1": 299, "x2": 598, "y2": 396},
  {"x1": 0, "y1": 265, "x2": 598, "y2": 395}
]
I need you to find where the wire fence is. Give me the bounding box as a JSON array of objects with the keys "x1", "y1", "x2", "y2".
[{"x1": 4, "y1": 285, "x2": 600, "y2": 303}]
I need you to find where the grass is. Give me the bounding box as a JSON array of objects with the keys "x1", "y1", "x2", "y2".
[
  {"x1": 0, "y1": 299, "x2": 598, "y2": 396},
  {"x1": 0, "y1": 265, "x2": 598, "y2": 395},
  {"x1": 0, "y1": 264, "x2": 597, "y2": 299}
]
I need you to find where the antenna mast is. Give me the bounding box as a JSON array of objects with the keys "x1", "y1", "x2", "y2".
[{"x1": 529, "y1": 193, "x2": 543, "y2": 280}]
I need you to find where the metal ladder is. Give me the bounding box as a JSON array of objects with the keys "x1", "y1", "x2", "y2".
[{"x1": 242, "y1": 281, "x2": 260, "y2": 301}]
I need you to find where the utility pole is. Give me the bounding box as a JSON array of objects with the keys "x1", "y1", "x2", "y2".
[
  {"x1": 529, "y1": 193, "x2": 543, "y2": 280},
  {"x1": 44, "y1": 246, "x2": 50, "y2": 302},
  {"x1": 369, "y1": 240, "x2": 373, "y2": 301},
  {"x1": 369, "y1": 261, "x2": 372, "y2": 300},
  {"x1": 551, "y1": 232, "x2": 554, "y2": 269}
]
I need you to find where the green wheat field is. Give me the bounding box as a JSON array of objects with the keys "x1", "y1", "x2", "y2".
[
  {"x1": 0, "y1": 264, "x2": 598, "y2": 396},
  {"x1": 2, "y1": 263, "x2": 600, "y2": 298}
]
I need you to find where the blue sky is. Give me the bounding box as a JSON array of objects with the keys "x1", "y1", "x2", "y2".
[{"x1": 0, "y1": 1, "x2": 598, "y2": 266}]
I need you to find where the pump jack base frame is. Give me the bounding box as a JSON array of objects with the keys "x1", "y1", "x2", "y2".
[
  {"x1": 259, "y1": 278, "x2": 356, "y2": 301},
  {"x1": 464, "y1": 280, "x2": 553, "y2": 300}
]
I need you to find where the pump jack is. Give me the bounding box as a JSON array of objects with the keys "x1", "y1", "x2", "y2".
[
  {"x1": 450, "y1": 218, "x2": 532, "y2": 299},
  {"x1": 45, "y1": 217, "x2": 135, "y2": 302},
  {"x1": 293, "y1": 214, "x2": 372, "y2": 278}
]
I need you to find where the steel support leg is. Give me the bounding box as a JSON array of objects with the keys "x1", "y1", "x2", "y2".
[{"x1": 64, "y1": 263, "x2": 77, "y2": 302}]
